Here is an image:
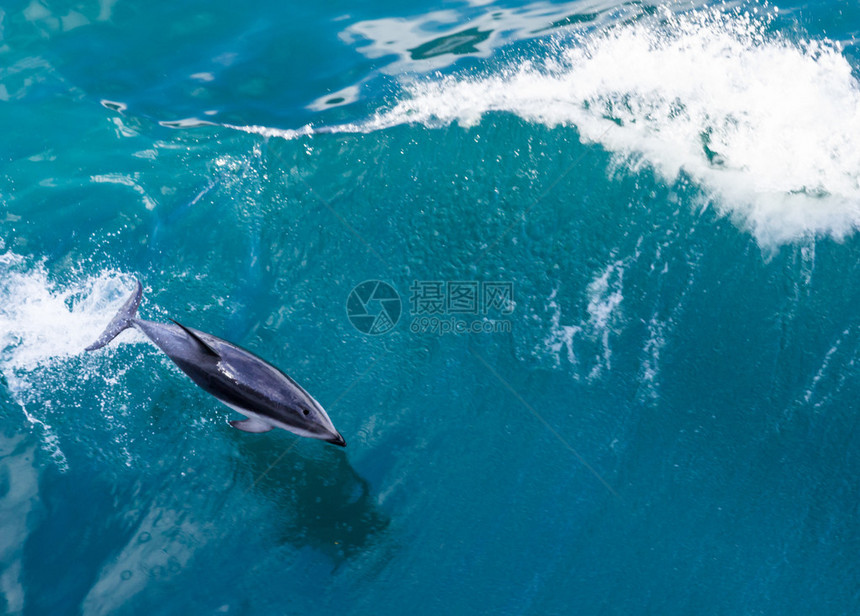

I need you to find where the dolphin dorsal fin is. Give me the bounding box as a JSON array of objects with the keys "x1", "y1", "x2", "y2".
[{"x1": 169, "y1": 319, "x2": 220, "y2": 358}]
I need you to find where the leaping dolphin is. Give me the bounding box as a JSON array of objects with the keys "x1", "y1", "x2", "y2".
[{"x1": 86, "y1": 281, "x2": 346, "y2": 447}]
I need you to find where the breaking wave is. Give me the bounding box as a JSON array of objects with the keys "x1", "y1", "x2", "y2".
[{"x1": 231, "y1": 7, "x2": 860, "y2": 244}]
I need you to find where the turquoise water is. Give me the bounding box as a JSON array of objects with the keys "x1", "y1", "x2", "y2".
[{"x1": 3, "y1": 0, "x2": 860, "y2": 613}]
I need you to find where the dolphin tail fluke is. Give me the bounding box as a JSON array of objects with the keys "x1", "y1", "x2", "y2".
[{"x1": 85, "y1": 279, "x2": 143, "y2": 351}]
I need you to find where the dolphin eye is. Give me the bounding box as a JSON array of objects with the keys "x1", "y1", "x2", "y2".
[{"x1": 302, "y1": 408, "x2": 310, "y2": 416}]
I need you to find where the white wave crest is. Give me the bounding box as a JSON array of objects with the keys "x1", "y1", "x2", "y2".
[
  {"x1": 238, "y1": 7, "x2": 860, "y2": 244},
  {"x1": 385, "y1": 8, "x2": 860, "y2": 243}
]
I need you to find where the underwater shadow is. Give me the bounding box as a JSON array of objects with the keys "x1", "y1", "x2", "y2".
[{"x1": 236, "y1": 439, "x2": 390, "y2": 567}]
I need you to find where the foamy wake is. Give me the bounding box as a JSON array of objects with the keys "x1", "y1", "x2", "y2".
[
  {"x1": 0, "y1": 252, "x2": 140, "y2": 469},
  {"x1": 233, "y1": 6, "x2": 860, "y2": 244}
]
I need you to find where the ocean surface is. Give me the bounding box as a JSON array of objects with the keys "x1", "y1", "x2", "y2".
[{"x1": 2, "y1": 0, "x2": 860, "y2": 613}]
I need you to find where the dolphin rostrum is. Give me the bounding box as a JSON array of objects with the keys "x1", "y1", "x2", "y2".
[{"x1": 86, "y1": 280, "x2": 346, "y2": 447}]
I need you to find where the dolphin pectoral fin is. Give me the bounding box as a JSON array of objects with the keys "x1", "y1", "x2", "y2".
[
  {"x1": 229, "y1": 418, "x2": 273, "y2": 433},
  {"x1": 169, "y1": 318, "x2": 220, "y2": 358}
]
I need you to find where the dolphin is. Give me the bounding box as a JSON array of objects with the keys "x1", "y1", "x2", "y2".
[{"x1": 86, "y1": 280, "x2": 345, "y2": 447}]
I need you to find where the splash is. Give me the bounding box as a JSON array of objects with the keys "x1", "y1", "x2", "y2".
[
  {"x1": 233, "y1": 6, "x2": 860, "y2": 244},
  {"x1": 381, "y1": 8, "x2": 860, "y2": 243},
  {"x1": 0, "y1": 252, "x2": 140, "y2": 468},
  {"x1": 0, "y1": 253, "x2": 139, "y2": 379}
]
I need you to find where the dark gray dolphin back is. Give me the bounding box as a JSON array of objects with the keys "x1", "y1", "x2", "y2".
[
  {"x1": 84, "y1": 279, "x2": 346, "y2": 446},
  {"x1": 85, "y1": 280, "x2": 143, "y2": 351}
]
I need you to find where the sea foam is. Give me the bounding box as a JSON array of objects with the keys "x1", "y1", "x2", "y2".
[
  {"x1": 376, "y1": 8, "x2": 860, "y2": 243},
  {"x1": 0, "y1": 252, "x2": 140, "y2": 469},
  {"x1": 0, "y1": 253, "x2": 138, "y2": 380},
  {"x1": 233, "y1": 7, "x2": 860, "y2": 244}
]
